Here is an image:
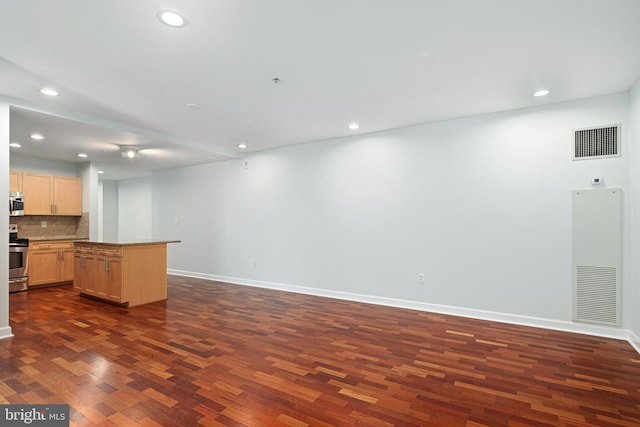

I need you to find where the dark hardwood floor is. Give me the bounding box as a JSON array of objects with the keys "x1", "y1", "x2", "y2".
[{"x1": 2, "y1": 276, "x2": 640, "y2": 426}]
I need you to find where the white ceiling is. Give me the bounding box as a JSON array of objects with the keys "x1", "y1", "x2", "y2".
[{"x1": 1, "y1": 0, "x2": 640, "y2": 180}]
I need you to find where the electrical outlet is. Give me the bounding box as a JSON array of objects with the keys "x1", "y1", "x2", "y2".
[
  {"x1": 418, "y1": 273, "x2": 425, "y2": 284},
  {"x1": 41, "y1": 221, "x2": 47, "y2": 228}
]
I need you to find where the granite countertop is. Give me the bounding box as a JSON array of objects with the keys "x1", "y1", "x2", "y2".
[{"x1": 73, "y1": 239, "x2": 181, "y2": 246}]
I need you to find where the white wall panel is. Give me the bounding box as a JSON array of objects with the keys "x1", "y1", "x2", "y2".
[
  {"x1": 0, "y1": 102, "x2": 11, "y2": 339},
  {"x1": 572, "y1": 189, "x2": 621, "y2": 325},
  {"x1": 627, "y1": 79, "x2": 640, "y2": 343}
]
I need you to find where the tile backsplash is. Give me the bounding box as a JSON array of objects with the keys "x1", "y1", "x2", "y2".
[{"x1": 10, "y1": 212, "x2": 89, "y2": 240}]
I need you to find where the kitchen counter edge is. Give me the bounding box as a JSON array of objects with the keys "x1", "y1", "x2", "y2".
[
  {"x1": 29, "y1": 236, "x2": 88, "y2": 242},
  {"x1": 73, "y1": 240, "x2": 181, "y2": 247}
]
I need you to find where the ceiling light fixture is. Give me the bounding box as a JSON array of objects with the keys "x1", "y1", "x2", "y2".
[
  {"x1": 348, "y1": 122, "x2": 360, "y2": 130},
  {"x1": 30, "y1": 133, "x2": 44, "y2": 140},
  {"x1": 9, "y1": 142, "x2": 21, "y2": 148},
  {"x1": 98, "y1": 170, "x2": 105, "y2": 175},
  {"x1": 238, "y1": 143, "x2": 247, "y2": 149},
  {"x1": 77, "y1": 153, "x2": 88, "y2": 158},
  {"x1": 157, "y1": 10, "x2": 187, "y2": 27},
  {"x1": 121, "y1": 146, "x2": 139, "y2": 159},
  {"x1": 532, "y1": 89, "x2": 551, "y2": 97},
  {"x1": 40, "y1": 88, "x2": 59, "y2": 96},
  {"x1": 186, "y1": 103, "x2": 201, "y2": 110}
]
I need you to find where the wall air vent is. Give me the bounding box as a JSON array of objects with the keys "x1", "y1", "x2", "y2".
[{"x1": 572, "y1": 124, "x2": 620, "y2": 160}]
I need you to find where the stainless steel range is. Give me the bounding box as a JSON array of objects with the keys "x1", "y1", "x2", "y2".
[{"x1": 9, "y1": 224, "x2": 28, "y2": 293}]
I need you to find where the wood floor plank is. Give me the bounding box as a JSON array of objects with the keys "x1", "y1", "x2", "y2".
[{"x1": 2, "y1": 275, "x2": 640, "y2": 426}]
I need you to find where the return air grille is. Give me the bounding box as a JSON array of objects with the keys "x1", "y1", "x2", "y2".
[
  {"x1": 572, "y1": 124, "x2": 620, "y2": 160},
  {"x1": 575, "y1": 266, "x2": 617, "y2": 325}
]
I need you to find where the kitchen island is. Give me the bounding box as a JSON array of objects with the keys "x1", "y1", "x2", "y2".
[{"x1": 73, "y1": 240, "x2": 179, "y2": 307}]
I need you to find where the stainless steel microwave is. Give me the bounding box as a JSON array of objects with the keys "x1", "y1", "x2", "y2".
[{"x1": 10, "y1": 192, "x2": 24, "y2": 216}]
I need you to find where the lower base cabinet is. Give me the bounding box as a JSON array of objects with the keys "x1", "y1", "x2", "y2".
[
  {"x1": 95, "y1": 254, "x2": 122, "y2": 301},
  {"x1": 29, "y1": 240, "x2": 74, "y2": 287},
  {"x1": 73, "y1": 242, "x2": 168, "y2": 307},
  {"x1": 73, "y1": 251, "x2": 94, "y2": 293}
]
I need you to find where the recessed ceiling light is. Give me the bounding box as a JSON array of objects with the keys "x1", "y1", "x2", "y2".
[
  {"x1": 40, "y1": 88, "x2": 59, "y2": 96},
  {"x1": 30, "y1": 133, "x2": 44, "y2": 140},
  {"x1": 238, "y1": 143, "x2": 248, "y2": 149},
  {"x1": 77, "y1": 153, "x2": 88, "y2": 158},
  {"x1": 157, "y1": 10, "x2": 187, "y2": 27},
  {"x1": 532, "y1": 89, "x2": 551, "y2": 97},
  {"x1": 9, "y1": 142, "x2": 21, "y2": 148},
  {"x1": 186, "y1": 103, "x2": 201, "y2": 110},
  {"x1": 98, "y1": 170, "x2": 105, "y2": 174},
  {"x1": 121, "y1": 147, "x2": 138, "y2": 159},
  {"x1": 208, "y1": 155, "x2": 217, "y2": 160},
  {"x1": 348, "y1": 123, "x2": 360, "y2": 130}
]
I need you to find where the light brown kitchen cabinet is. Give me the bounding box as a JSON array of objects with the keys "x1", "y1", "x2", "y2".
[
  {"x1": 74, "y1": 242, "x2": 171, "y2": 307},
  {"x1": 22, "y1": 173, "x2": 53, "y2": 215},
  {"x1": 76, "y1": 245, "x2": 123, "y2": 302},
  {"x1": 54, "y1": 175, "x2": 82, "y2": 215},
  {"x1": 23, "y1": 172, "x2": 82, "y2": 216},
  {"x1": 73, "y1": 247, "x2": 95, "y2": 293},
  {"x1": 9, "y1": 170, "x2": 23, "y2": 193},
  {"x1": 28, "y1": 240, "x2": 75, "y2": 287},
  {"x1": 95, "y1": 253, "x2": 123, "y2": 302}
]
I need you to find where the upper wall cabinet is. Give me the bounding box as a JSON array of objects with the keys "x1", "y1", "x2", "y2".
[
  {"x1": 23, "y1": 172, "x2": 82, "y2": 216},
  {"x1": 9, "y1": 170, "x2": 23, "y2": 193},
  {"x1": 53, "y1": 175, "x2": 83, "y2": 216}
]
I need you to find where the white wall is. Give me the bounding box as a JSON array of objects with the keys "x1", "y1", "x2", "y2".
[
  {"x1": 0, "y1": 102, "x2": 11, "y2": 339},
  {"x1": 77, "y1": 162, "x2": 100, "y2": 239},
  {"x1": 117, "y1": 177, "x2": 152, "y2": 240},
  {"x1": 100, "y1": 178, "x2": 150, "y2": 242},
  {"x1": 153, "y1": 93, "x2": 630, "y2": 326},
  {"x1": 10, "y1": 153, "x2": 78, "y2": 176},
  {"x1": 628, "y1": 80, "x2": 640, "y2": 346},
  {"x1": 100, "y1": 180, "x2": 119, "y2": 241}
]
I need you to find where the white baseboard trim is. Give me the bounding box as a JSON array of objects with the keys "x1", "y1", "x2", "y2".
[
  {"x1": 628, "y1": 331, "x2": 640, "y2": 354},
  {"x1": 169, "y1": 269, "x2": 640, "y2": 354},
  {"x1": 0, "y1": 326, "x2": 14, "y2": 341}
]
